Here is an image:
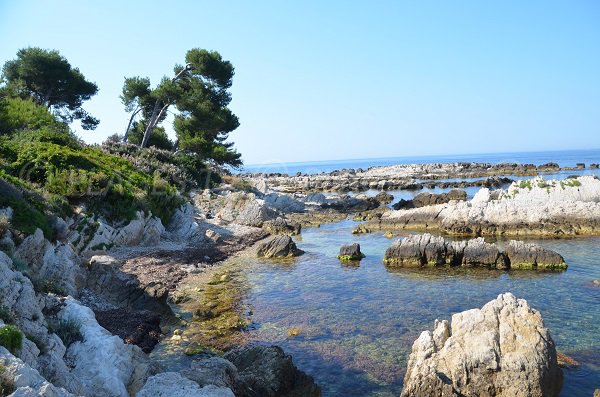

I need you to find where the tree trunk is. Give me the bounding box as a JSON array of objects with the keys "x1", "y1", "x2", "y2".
[
  {"x1": 123, "y1": 107, "x2": 142, "y2": 142},
  {"x1": 140, "y1": 100, "x2": 162, "y2": 148}
]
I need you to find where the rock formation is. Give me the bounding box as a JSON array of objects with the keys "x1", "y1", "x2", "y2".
[
  {"x1": 383, "y1": 234, "x2": 566, "y2": 270},
  {"x1": 256, "y1": 236, "x2": 304, "y2": 258},
  {"x1": 392, "y1": 189, "x2": 467, "y2": 210},
  {"x1": 337, "y1": 243, "x2": 365, "y2": 261},
  {"x1": 400, "y1": 293, "x2": 563, "y2": 397}
]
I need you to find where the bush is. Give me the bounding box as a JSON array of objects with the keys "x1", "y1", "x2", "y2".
[
  {"x1": 126, "y1": 124, "x2": 174, "y2": 151},
  {"x1": 49, "y1": 318, "x2": 82, "y2": 347},
  {"x1": 0, "y1": 325, "x2": 22, "y2": 354}
]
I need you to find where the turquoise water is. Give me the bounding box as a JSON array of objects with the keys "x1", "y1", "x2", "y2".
[
  {"x1": 240, "y1": 148, "x2": 600, "y2": 175},
  {"x1": 238, "y1": 221, "x2": 600, "y2": 396}
]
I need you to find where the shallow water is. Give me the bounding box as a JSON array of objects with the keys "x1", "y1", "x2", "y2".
[{"x1": 234, "y1": 220, "x2": 600, "y2": 396}]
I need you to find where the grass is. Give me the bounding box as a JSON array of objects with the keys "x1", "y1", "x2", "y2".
[
  {"x1": 49, "y1": 318, "x2": 83, "y2": 347},
  {"x1": 0, "y1": 363, "x2": 14, "y2": 397},
  {"x1": 0, "y1": 325, "x2": 22, "y2": 354}
]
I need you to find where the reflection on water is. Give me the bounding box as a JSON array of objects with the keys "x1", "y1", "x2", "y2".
[{"x1": 236, "y1": 220, "x2": 600, "y2": 396}]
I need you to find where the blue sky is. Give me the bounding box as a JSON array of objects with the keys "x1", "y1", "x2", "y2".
[{"x1": 1, "y1": 1, "x2": 599, "y2": 165}]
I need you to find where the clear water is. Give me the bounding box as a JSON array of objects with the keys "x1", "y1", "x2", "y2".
[
  {"x1": 235, "y1": 221, "x2": 600, "y2": 396},
  {"x1": 240, "y1": 148, "x2": 600, "y2": 175}
]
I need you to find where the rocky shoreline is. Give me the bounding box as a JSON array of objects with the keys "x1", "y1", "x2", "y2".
[{"x1": 1, "y1": 161, "x2": 598, "y2": 396}]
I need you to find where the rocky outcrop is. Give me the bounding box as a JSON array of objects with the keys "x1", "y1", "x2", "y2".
[
  {"x1": 337, "y1": 243, "x2": 365, "y2": 261},
  {"x1": 256, "y1": 236, "x2": 304, "y2": 258},
  {"x1": 137, "y1": 372, "x2": 234, "y2": 397},
  {"x1": 400, "y1": 293, "x2": 563, "y2": 397},
  {"x1": 57, "y1": 297, "x2": 155, "y2": 397},
  {"x1": 392, "y1": 189, "x2": 467, "y2": 210},
  {"x1": 0, "y1": 346, "x2": 75, "y2": 397},
  {"x1": 374, "y1": 191, "x2": 394, "y2": 204},
  {"x1": 224, "y1": 345, "x2": 321, "y2": 397},
  {"x1": 320, "y1": 194, "x2": 380, "y2": 212},
  {"x1": 373, "y1": 176, "x2": 600, "y2": 236},
  {"x1": 383, "y1": 234, "x2": 566, "y2": 270},
  {"x1": 262, "y1": 217, "x2": 301, "y2": 236},
  {"x1": 217, "y1": 192, "x2": 278, "y2": 227}
]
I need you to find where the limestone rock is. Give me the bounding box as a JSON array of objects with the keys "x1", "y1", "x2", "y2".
[
  {"x1": 400, "y1": 293, "x2": 563, "y2": 397},
  {"x1": 374, "y1": 191, "x2": 394, "y2": 204},
  {"x1": 0, "y1": 346, "x2": 75, "y2": 397},
  {"x1": 224, "y1": 345, "x2": 321, "y2": 397},
  {"x1": 256, "y1": 236, "x2": 304, "y2": 258},
  {"x1": 337, "y1": 243, "x2": 365, "y2": 261},
  {"x1": 217, "y1": 192, "x2": 278, "y2": 227},
  {"x1": 393, "y1": 189, "x2": 467, "y2": 210},
  {"x1": 57, "y1": 297, "x2": 154, "y2": 397},
  {"x1": 137, "y1": 372, "x2": 234, "y2": 397},
  {"x1": 504, "y1": 240, "x2": 566, "y2": 270},
  {"x1": 263, "y1": 193, "x2": 305, "y2": 213},
  {"x1": 383, "y1": 234, "x2": 564, "y2": 270},
  {"x1": 167, "y1": 203, "x2": 201, "y2": 241},
  {"x1": 262, "y1": 217, "x2": 301, "y2": 236},
  {"x1": 180, "y1": 357, "x2": 245, "y2": 395}
]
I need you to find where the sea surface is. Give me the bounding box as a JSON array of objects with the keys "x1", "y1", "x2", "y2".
[
  {"x1": 241, "y1": 148, "x2": 600, "y2": 175},
  {"x1": 225, "y1": 149, "x2": 600, "y2": 396}
]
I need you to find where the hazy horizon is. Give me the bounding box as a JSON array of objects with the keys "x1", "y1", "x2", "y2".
[{"x1": 1, "y1": 1, "x2": 599, "y2": 164}]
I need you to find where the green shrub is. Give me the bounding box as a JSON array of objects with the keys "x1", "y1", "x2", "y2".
[
  {"x1": 0, "y1": 97, "x2": 69, "y2": 138},
  {"x1": 0, "y1": 325, "x2": 23, "y2": 354},
  {"x1": 49, "y1": 318, "x2": 82, "y2": 347},
  {"x1": 31, "y1": 278, "x2": 66, "y2": 296},
  {"x1": 25, "y1": 334, "x2": 46, "y2": 353}
]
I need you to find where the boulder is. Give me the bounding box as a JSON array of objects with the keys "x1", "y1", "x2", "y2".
[
  {"x1": 263, "y1": 193, "x2": 305, "y2": 213},
  {"x1": 256, "y1": 236, "x2": 304, "y2": 258},
  {"x1": 383, "y1": 234, "x2": 563, "y2": 270},
  {"x1": 392, "y1": 190, "x2": 467, "y2": 210},
  {"x1": 504, "y1": 240, "x2": 566, "y2": 270},
  {"x1": 218, "y1": 192, "x2": 278, "y2": 227},
  {"x1": 224, "y1": 345, "x2": 321, "y2": 397},
  {"x1": 351, "y1": 224, "x2": 371, "y2": 234},
  {"x1": 262, "y1": 217, "x2": 301, "y2": 236},
  {"x1": 337, "y1": 243, "x2": 365, "y2": 261},
  {"x1": 137, "y1": 372, "x2": 234, "y2": 397},
  {"x1": 374, "y1": 191, "x2": 394, "y2": 204},
  {"x1": 180, "y1": 357, "x2": 245, "y2": 395},
  {"x1": 167, "y1": 203, "x2": 201, "y2": 241},
  {"x1": 401, "y1": 293, "x2": 563, "y2": 397}
]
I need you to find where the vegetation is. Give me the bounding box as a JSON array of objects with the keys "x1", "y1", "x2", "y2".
[
  {"x1": 49, "y1": 318, "x2": 83, "y2": 347},
  {"x1": 0, "y1": 46, "x2": 241, "y2": 240},
  {"x1": 1, "y1": 48, "x2": 99, "y2": 130},
  {"x1": 121, "y1": 48, "x2": 242, "y2": 167},
  {"x1": 0, "y1": 325, "x2": 22, "y2": 354}
]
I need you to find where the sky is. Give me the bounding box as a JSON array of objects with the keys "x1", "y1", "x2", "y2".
[{"x1": 1, "y1": 1, "x2": 599, "y2": 165}]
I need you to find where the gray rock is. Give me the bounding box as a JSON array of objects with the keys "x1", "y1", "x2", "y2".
[
  {"x1": 505, "y1": 240, "x2": 566, "y2": 270},
  {"x1": 224, "y1": 345, "x2": 320, "y2": 397},
  {"x1": 383, "y1": 234, "x2": 563, "y2": 270},
  {"x1": 392, "y1": 189, "x2": 467, "y2": 210},
  {"x1": 181, "y1": 357, "x2": 245, "y2": 395},
  {"x1": 337, "y1": 243, "x2": 365, "y2": 261},
  {"x1": 218, "y1": 192, "x2": 278, "y2": 227},
  {"x1": 374, "y1": 191, "x2": 394, "y2": 204},
  {"x1": 256, "y1": 236, "x2": 304, "y2": 258},
  {"x1": 0, "y1": 346, "x2": 76, "y2": 397},
  {"x1": 137, "y1": 372, "x2": 234, "y2": 397},
  {"x1": 262, "y1": 217, "x2": 301, "y2": 236},
  {"x1": 400, "y1": 293, "x2": 563, "y2": 397}
]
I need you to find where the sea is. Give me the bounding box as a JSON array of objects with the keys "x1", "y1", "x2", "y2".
[{"x1": 240, "y1": 148, "x2": 600, "y2": 175}]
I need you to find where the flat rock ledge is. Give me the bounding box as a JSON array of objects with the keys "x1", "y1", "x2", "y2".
[
  {"x1": 256, "y1": 236, "x2": 304, "y2": 258},
  {"x1": 384, "y1": 234, "x2": 566, "y2": 270},
  {"x1": 400, "y1": 293, "x2": 563, "y2": 397}
]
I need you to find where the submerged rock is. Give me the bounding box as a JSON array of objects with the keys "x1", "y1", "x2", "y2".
[
  {"x1": 337, "y1": 243, "x2": 365, "y2": 261},
  {"x1": 400, "y1": 293, "x2": 563, "y2": 397},
  {"x1": 374, "y1": 191, "x2": 394, "y2": 204},
  {"x1": 383, "y1": 234, "x2": 566, "y2": 270},
  {"x1": 256, "y1": 236, "x2": 304, "y2": 258},
  {"x1": 224, "y1": 345, "x2": 321, "y2": 397}
]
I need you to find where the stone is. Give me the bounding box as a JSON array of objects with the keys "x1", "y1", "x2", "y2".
[
  {"x1": 374, "y1": 191, "x2": 394, "y2": 204},
  {"x1": 400, "y1": 293, "x2": 563, "y2": 397},
  {"x1": 167, "y1": 203, "x2": 201, "y2": 241},
  {"x1": 256, "y1": 236, "x2": 304, "y2": 258},
  {"x1": 337, "y1": 243, "x2": 365, "y2": 261},
  {"x1": 137, "y1": 372, "x2": 234, "y2": 397},
  {"x1": 57, "y1": 297, "x2": 154, "y2": 397},
  {"x1": 262, "y1": 217, "x2": 301, "y2": 236},
  {"x1": 217, "y1": 192, "x2": 278, "y2": 227},
  {"x1": 383, "y1": 234, "x2": 564, "y2": 270},
  {"x1": 224, "y1": 345, "x2": 321, "y2": 397},
  {"x1": 0, "y1": 346, "x2": 76, "y2": 397},
  {"x1": 504, "y1": 240, "x2": 566, "y2": 270},
  {"x1": 351, "y1": 224, "x2": 371, "y2": 234},
  {"x1": 94, "y1": 308, "x2": 162, "y2": 354},
  {"x1": 14, "y1": 228, "x2": 49, "y2": 274},
  {"x1": 180, "y1": 357, "x2": 245, "y2": 395}
]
